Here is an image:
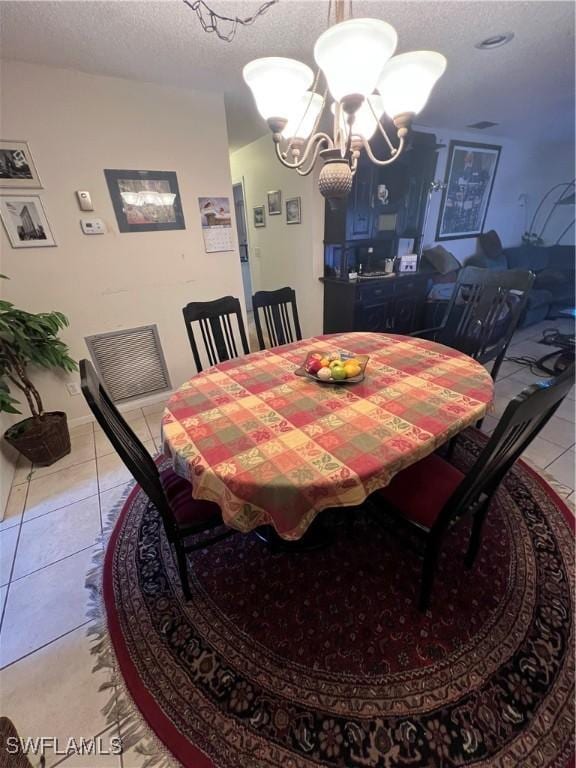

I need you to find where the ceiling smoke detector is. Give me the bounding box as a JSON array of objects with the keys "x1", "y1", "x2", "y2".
[{"x1": 475, "y1": 32, "x2": 514, "y2": 50}]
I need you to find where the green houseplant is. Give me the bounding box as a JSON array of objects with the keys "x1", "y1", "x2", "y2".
[{"x1": 0, "y1": 284, "x2": 77, "y2": 465}]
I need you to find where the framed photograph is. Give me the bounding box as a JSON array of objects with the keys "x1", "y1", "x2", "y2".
[
  {"x1": 104, "y1": 169, "x2": 185, "y2": 233},
  {"x1": 0, "y1": 140, "x2": 42, "y2": 189},
  {"x1": 253, "y1": 205, "x2": 266, "y2": 228},
  {"x1": 267, "y1": 190, "x2": 282, "y2": 216},
  {"x1": 286, "y1": 196, "x2": 301, "y2": 225},
  {"x1": 0, "y1": 195, "x2": 56, "y2": 248},
  {"x1": 436, "y1": 141, "x2": 501, "y2": 241}
]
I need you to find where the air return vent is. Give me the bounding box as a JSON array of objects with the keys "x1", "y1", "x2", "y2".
[{"x1": 85, "y1": 325, "x2": 171, "y2": 403}]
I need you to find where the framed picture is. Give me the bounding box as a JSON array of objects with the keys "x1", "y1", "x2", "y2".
[
  {"x1": 436, "y1": 141, "x2": 501, "y2": 241},
  {"x1": 104, "y1": 169, "x2": 185, "y2": 233},
  {"x1": 267, "y1": 190, "x2": 282, "y2": 216},
  {"x1": 0, "y1": 140, "x2": 42, "y2": 189},
  {"x1": 0, "y1": 195, "x2": 56, "y2": 248},
  {"x1": 253, "y1": 205, "x2": 266, "y2": 228},
  {"x1": 286, "y1": 196, "x2": 301, "y2": 225}
]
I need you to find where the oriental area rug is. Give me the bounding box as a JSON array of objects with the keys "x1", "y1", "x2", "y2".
[{"x1": 87, "y1": 430, "x2": 575, "y2": 768}]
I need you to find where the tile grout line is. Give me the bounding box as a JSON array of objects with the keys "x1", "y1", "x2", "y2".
[
  {"x1": 0, "y1": 619, "x2": 91, "y2": 672},
  {"x1": 0, "y1": 476, "x2": 31, "y2": 635},
  {"x1": 9, "y1": 542, "x2": 100, "y2": 587}
]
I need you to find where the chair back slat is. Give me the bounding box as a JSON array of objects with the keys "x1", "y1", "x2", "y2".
[
  {"x1": 182, "y1": 296, "x2": 249, "y2": 372},
  {"x1": 439, "y1": 365, "x2": 575, "y2": 529},
  {"x1": 252, "y1": 287, "x2": 302, "y2": 351},
  {"x1": 438, "y1": 267, "x2": 535, "y2": 372},
  {"x1": 80, "y1": 359, "x2": 175, "y2": 534}
]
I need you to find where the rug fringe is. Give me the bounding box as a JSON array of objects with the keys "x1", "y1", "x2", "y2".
[{"x1": 85, "y1": 486, "x2": 183, "y2": 768}]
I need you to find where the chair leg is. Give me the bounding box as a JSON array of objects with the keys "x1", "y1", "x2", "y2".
[
  {"x1": 464, "y1": 500, "x2": 491, "y2": 570},
  {"x1": 174, "y1": 540, "x2": 192, "y2": 600},
  {"x1": 419, "y1": 540, "x2": 439, "y2": 613}
]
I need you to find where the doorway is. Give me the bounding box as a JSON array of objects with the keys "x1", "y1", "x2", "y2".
[{"x1": 232, "y1": 182, "x2": 253, "y2": 315}]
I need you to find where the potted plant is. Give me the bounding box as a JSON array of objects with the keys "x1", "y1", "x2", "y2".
[{"x1": 1, "y1": 286, "x2": 77, "y2": 466}]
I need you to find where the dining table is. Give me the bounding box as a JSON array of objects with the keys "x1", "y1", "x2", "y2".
[{"x1": 161, "y1": 332, "x2": 494, "y2": 540}]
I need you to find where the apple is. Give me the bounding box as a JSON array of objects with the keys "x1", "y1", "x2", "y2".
[
  {"x1": 331, "y1": 365, "x2": 347, "y2": 381},
  {"x1": 306, "y1": 358, "x2": 322, "y2": 375},
  {"x1": 316, "y1": 367, "x2": 332, "y2": 381}
]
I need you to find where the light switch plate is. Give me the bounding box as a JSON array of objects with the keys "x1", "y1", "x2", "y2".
[
  {"x1": 76, "y1": 190, "x2": 94, "y2": 211},
  {"x1": 80, "y1": 217, "x2": 105, "y2": 235}
]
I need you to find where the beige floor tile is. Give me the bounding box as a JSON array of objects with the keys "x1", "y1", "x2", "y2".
[
  {"x1": 0, "y1": 525, "x2": 19, "y2": 587},
  {"x1": 507, "y1": 368, "x2": 550, "y2": 387},
  {"x1": 13, "y1": 495, "x2": 101, "y2": 580},
  {"x1": 32, "y1": 434, "x2": 96, "y2": 480},
  {"x1": 145, "y1": 417, "x2": 163, "y2": 451},
  {"x1": 494, "y1": 360, "x2": 523, "y2": 380},
  {"x1": 555, "y1": 397, "x2": 575, "y2": 423},
  {"x1": 479, "y1": 414, "x2": 499, "y2": 435},
  {"x1": 522, "y1": 436, "x2": 567, "y2": 470},
  {"x1": 12, "y1": 455, "x2": 33, "y2": 486},
  {"x1": 0, "y1": 585, "x2": 6, "y2": 616},
  {"x1": 96, "y1": 438, "x2": 152, "y2": 494},
  {"x1": 0, "y1": 483, "x2": 27, "y2": 531},
  {"x1": 0, "y1": 625, "x2": 115, "y2": 767},
  {"x1": 25, "y1": 461, "x2": 98, "y2": 521},
  {"x1": 95, "y1": 418, "x2": 152, "y2": 458},
  {"x1": 0, "y1": 546, "x2": 96, "y2": 667},
  {"x1": 99, "y1": 483, "x2": 133, "y2": 538},
  {"x1": 69, "y1": 421, "x2": 95, "y2": 438},
  {"x1": 141, "y1": 398, "x2": 170, "y2": 418},
  {"x1": 540, "y1": 416, "x2": 576, "y2": 449},
  {"x1": 546, "y1": 449, "x2": 575, "y2": 490},
  {"x1": 508, "y1": 339, "x2": 560, "y2": 359}
]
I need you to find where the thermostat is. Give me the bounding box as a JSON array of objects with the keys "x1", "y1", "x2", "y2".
[{"x1": 80, "y1": 217, "x2": 105, "y2": 235}]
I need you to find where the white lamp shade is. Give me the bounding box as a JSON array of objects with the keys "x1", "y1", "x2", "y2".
[
  {"x1": 377, "y1": 51, "x2": 447, "y2": 118},
  {"x1": 282, "y1": 92, "x2": 324, "y2": 140},
  {"x1": 314, "y1": 18, "x2": 397, "y2": 102},
  {"x1": 331, "y1": 94, "x2": 385, "y2": 139},
  {"x1": 243, "y1": 57, "x2": 313, "y2": 121}
]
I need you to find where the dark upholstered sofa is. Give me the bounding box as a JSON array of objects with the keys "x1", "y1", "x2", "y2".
[{"x1": 465, "y1": 237, "x2": 575, "y2": 327}]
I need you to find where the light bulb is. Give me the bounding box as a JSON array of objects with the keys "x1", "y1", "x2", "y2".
[
  {"x1": 377, "y1": 51, "x2": 447, "y2": 119},
  {"x1": 332, "y1": 95, "x2": 385, "y2": 139},
  {"x1": 282, "y1": 92, "x2": 324, "y2": 140},
  {"x1": 314, "y1": 18, "x2": 397, "y2": 102},
  {"x1": 243, "y1": 57, "x2": 313, "y2": 121}
]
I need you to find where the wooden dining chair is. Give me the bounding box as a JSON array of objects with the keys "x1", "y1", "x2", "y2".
[
  {"x1": 182, "y1": 296, "x2": 250, "y2": 373},
  {"x1": 252, "y1": 287, "x2": 302, "y2": 351},
  {"x1": 80, "y1": 359, "x2": 232, "y2": 599},
  {"x1": 413, "y1": 267, "x2": 535, "y2": 381},
  {"x1": 371, "y1": 364, "x2": 574, "y2": 612}
]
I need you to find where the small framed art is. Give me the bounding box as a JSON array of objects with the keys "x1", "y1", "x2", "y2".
[
  {"x1": 286, "y1": 196, "x2": 301, "y2": 224},
  {"x1": 104, "y1": 169, "x2": 185, "y2": 233},
  {"x1": 0, "y1": 140, "x2": 42, "y2": 189},
  {"x1": 253, "y1": 205, "x2": 266, "y2": 228},
  {"x1": 267, "y1": 190, "x2": 282, "y2": 216},
  {"x1": 0, "y1": 195, "x2": 56, "y2": 248}
]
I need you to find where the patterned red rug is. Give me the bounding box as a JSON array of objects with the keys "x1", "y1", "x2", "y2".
[{"x1": 91, "y1": 430, "x2": 575, "y2": 767}]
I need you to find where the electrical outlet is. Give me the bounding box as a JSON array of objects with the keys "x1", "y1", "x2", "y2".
[{"x1": 66, "y1": 382, "x2": 81, "y2": 396}]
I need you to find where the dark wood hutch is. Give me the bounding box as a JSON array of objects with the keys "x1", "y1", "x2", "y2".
[{"x1": 322, "y1": 128, "x2": 441, "y2": 334}]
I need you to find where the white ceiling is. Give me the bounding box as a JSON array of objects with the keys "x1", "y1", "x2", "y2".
[{"x1": 1, "y1": 0, "x2": 574, "y2": 151}]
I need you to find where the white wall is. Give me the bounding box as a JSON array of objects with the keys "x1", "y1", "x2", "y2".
[
  {"x1": 230, "y1": 135, "x2": 325, "y2": 338},
  {"x1": 0, "y1": 61, "x2": 245, "y2": 509}
]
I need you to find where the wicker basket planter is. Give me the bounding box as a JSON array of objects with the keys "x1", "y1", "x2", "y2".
[{"x1": 4, "y1": 411, "x2": 71, "y2": 466}]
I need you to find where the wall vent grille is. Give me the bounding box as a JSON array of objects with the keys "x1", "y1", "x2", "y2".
[{"x1": 85, "y1": 324, "x2": 171, "y2": 403}]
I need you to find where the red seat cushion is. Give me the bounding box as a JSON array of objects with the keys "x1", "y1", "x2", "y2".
[
  {"x1": 160, "y1": 468, "x2": 222, "y2": 528},
  {"x1": 377, "y1": 453, "x2": 464, "y2": 529}
]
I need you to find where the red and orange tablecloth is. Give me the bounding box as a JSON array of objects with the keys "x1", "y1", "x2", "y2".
[{"x1": 162, "y1": 332, "x2": 494, "y2": 539}]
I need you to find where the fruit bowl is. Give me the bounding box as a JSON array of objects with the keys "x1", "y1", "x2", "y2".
[{"x1": 297, "y1": 351, "x2": 369, "y2": 384}]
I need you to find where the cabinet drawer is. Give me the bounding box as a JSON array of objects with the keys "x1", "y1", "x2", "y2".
[
  {"x1": 359, "y1": 281, "x2": 395, "y2": 306},
  {"x1": 394, "y1": 276, "x2": 428, "y2": 296}
]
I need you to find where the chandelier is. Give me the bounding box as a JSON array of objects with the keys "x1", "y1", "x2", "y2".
[{"x1": 243, "y1": 2, "x2": 446, "y2": 205}]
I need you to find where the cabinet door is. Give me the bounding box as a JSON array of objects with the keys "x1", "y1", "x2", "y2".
[
  {"x1": 356, "y1": 300, "x2": 392, "y2": 332},
  {"x1": 347, "y1": 164, "x2": 374, "y2": 239},
  {"x1": 390, "y1": 295, "x2": 420, "y2": 334}
]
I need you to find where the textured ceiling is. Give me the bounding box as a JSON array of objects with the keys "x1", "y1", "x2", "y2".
[{"x1": 0, "y1": 0, "x2": 574, "y2": 151}]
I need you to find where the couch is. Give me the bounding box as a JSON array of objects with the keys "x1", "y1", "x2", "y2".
[{"x1": 466, "y1": 239, "x2": 575, "y2": 327}]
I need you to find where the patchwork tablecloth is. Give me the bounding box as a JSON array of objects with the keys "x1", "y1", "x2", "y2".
[{"x1": 162, "y1": 332, "x2": 494, "y2": 539}]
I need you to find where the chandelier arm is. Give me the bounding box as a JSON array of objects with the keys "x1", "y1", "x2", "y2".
[
  {"x1": 368, "y1": 101, "x2": 396, "y2": 154},
  {"x1": 295, "y1": 139, "x2": 328, "y2": 176},
  {"x1": 362, "y1": 135, "x2": 405, "y2": 166},
  {"x1": 275, "y1": 132, "x2": 333, "y2": 170}
]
